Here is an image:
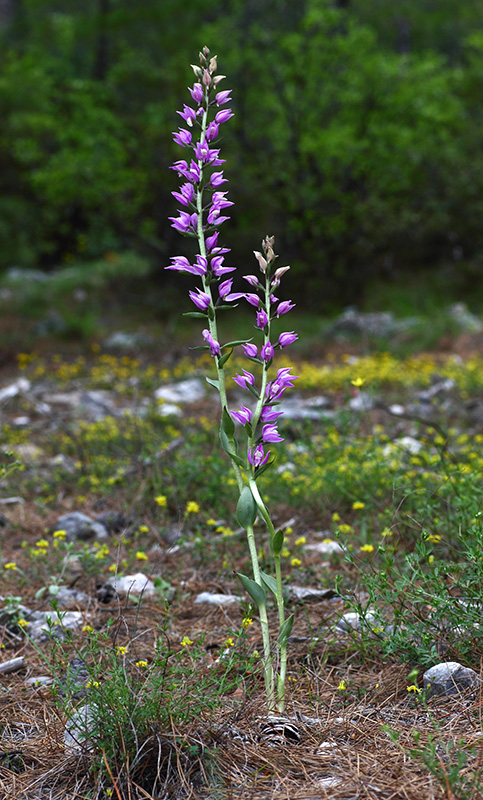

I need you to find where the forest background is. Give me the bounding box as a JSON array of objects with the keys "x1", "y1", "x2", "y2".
[{"x1": 1, "y1": 0, "x2": 483, "y2": 322}]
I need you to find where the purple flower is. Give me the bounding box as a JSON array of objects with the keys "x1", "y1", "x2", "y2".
[
  {"x1": 243, "y1": 293, "x2": 259, "y2": 308},
  {"x1": 231, "y1": 405, "x2": 253, "y2": 425},
  {"x1": 248, "y1": 444, "x2": 271, "y2": 468},
  {"x1": 194, "y1": 254, "x2": 208, "y2": 273},
  {"x1": 194, "y1": 140, "x2": 217, "y2": 163},
  {"x1": 172, "y1": 128, "x2": 192, "y2": 147},
  {"x1": 266, "y1": 367, "x2": 299, "y2": 401},
  {"x1": 169, "y1": 211, "x2": 198, "y2": 234},
  {"x1": 262, "y1": 424, "x2": 283, "y2": 443},
  {"x1": 189, "y1": 288, "x2": 211, "y2": 311},
  {"x1": 176, "y1": 104, "x2": 197, "y2": 126},
  {"x1": 233, "y1": 369, "x2": 255, "y2": 389},
  {"x1": 210, "y1": 171, "x2": 227, "y2": 187},
  {"x1": 215, "y1": 89, "x2": 232, "y2": 106},
  {"x1": 276, "y1": 300, "x2": 295, "y2": 317},
  {"x1": 189, "y1": 83, "x2": 204, "y2": 104},
  {"x1": 243, "y1": 275, "x2": 261, "y2": 288},
  {"x1": 261, "y1": 341, "x2": 274, "y2": 363},
  {"x1": 166, "y1": 255, "x2": 206, "y2": 276},
  {"x1": 278, "y1": 331, "x2": 298, "y2": 348},
  {"x1": 205, "y1": 121, "x2": 219, "y2": 141},
  {"x1": 260, "y1": 406, "x2": 283, "y2": 423},
  {"x1": 202, "y1": 328, "x2": 221, "y2": 356},
  {"x1": 256, "y1": 309, "x2": 268, "y2": 328},
  {"x1": 218, "y1": 279, "x2": 233, "y2": 298},
  {"x1": 171, "y1": 182, "x2": 195, "y2": 207},
  {"x1": 211, "y1": 255, "x2": 235, "y2": 276},
  {"x1": 242, "y1": 342, "x2": 258, "y2": 358},
  {"x1": 207, "y1": 207, "x2": 230, "y2": 226},
  {"x1": 211, "y1": 191, "x2": 234, "y2": 210},
  {"x1": 205, "y1": 231, "x2": 219, "y2": 252},
  {"x1": 215, "y1": 109, "x2": 235, "y2": 125}
]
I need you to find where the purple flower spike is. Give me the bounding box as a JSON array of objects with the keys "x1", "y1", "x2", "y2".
[
  {"x1": 278, "y1": 331, "x2": 298, "y2": 348},
  {"x1": 248, "y1": 444, "x2": 271, "y2": 468},
  {"x1": 189, "y1": 288, "x2": 211, "y2": 311},
  {"x1": 232, "y1": 405, "x2": 253, "y2": 425},
  {"x1": 233, "y1": 369, "x2": 255, "y2": 389},
  {"x1": 256, "y1": 309, "x2": 269, "y2": 329},
  {"x1": 242, "y1": 342, "x2": 258, "y2": 358},
  {"x1": 202, "y1": 328, "x2": 221, "y2": 356},
  {"x1": 276, "y1": 300, "x2": 296, "y2": 317},
  {"x1": 262, "y1": 424, "x2": 283, "y2": 443},
  {"x1": 266, "y1": 367, "x2": 299, "y2": 401},
  {"x1": 261, "y1": 341, "x2": 274, "y2": 363}
]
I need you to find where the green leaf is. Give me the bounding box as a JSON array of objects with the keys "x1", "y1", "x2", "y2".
[
  {"x1": 206, "y1": 376, "x2": 220, "y2": 390},
  {"x1": 218, "y1": 349, "x2": 233, "y2": 368},
  {"x1": 237, "y1": 573, "x2": 266, "y2": 609},
  {"x1": 272, "y1": 529, "x2": 284, "y2": 556},
  {"x1": 236, "y1": 486, "x2": 258, "y2": 529},
  {"x1": 222, "y1": 407, "x2": 235, "y2": 438},
  {"x1": 278, "y1": 613, "x2": 295, "y2": 645},
  {"x1": 253, "y1": 457, "x2": 275, "y2": 478},
  {"x1": 182, "y1": 311, "x2": 208, "y2": 318},
  {"x1": 219, "y1": 428, "x2": 245, "y2": 467},
  {"x1": 260, "y1": 571, "x2": 278, "y2": 596},
  {"x1": 222, "y1": 338, "x2": 253, "y2": 348}
]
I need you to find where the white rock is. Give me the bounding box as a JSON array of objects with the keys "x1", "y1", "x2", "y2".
[
  {"x1": 305, "y1": 540, "x2": 343, "y2": 555},
  {"x1": 0, "y1": 378, "x2": 30, "y2": 403},
  {"x1": 155, "y1": 378, "x2": 205, "y2": 404},
  {"x1": 389, "y1": 404, "x2": 405, "y2": 415},
  {"x1": 64, "y1": 703, "x2": 98, "y2": 752},
  {"x1": 106, "y1": 572, "x2": 155, "y2": 597},
  {"x1": 156, "y1": 402, "x2": 182, "y2": 417},
  {"x1": 423, "y1": 661, "x2": 481, "y2": 697},
  {"x1": 26, "y1": 675, "x2": 53, "y2": 688},
  {"x1": 336, "y1": 611, "x2": 380, "y2": 634},
  {"x1": 28, "y1": 611, "x2": 85, "y2": 642},
  {"x1": 194, "y1": 592, "x2": 240, "y2": 607}
]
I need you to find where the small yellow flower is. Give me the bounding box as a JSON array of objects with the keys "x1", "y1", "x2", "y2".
[
  {"x1": 225, "y1": 638, "x2": 235, "y2": 647},
  {"x1": 285, "y1": 526, "x2": 293, "y2": 535},
  {"x1": 4, "y1": 562, "x2": 17, "y2": 570},
  {"x1": 53, "y1": 530, "x2": 67, "y2": 539},
  {"x1": 138, "y1": 525, "x2": 150, "y2": 533},
  {"x1": 294, "y1": 536, "x2": 306, "y2": 545},
  {"x1": 352, "y1": 501, "x2": 365, "y2": 510},
  {"x1": 291, "y1": 557, "x2": 302, "y2": 567},
  {"x1": 185, "y1": 501, "x2": 200, "y2": 514},
  {"x1": 351, "y1": 377, "x2": 365, "y2": 387},
  {"x1": 86, "y1": 680, "x2": 101, "y2": 688},
  {"x1": 424, "y1": 533, "x2": 441, "y2": 543},
  {"x1": 83, "y1": 625, "x2": 94, "y2": 632},
  {"x1": 35, "y1": 539, "x2": 49, "y2": 548},
  {"x1": 116, "y1": 646, "x2": 128, "y2": 656},
  {"x1": 332, "y1": 512, "x2": 341, "y2": 522},
  {"x1": 338, "y1": 524, "x2": 353, "y2": 534},
  {"x1": 206, "y1": 518, "x2": 217, "y2": 525},
  {"x1": 181, "y1": 636, "x2": 193, "y2": 647},
  {"x1": 155, "y1": 495, "x2": 167, "y2": 507},
  {"x1": 338, "y1": 680, "x2": 346, "y2": 691},
  {"x1": 407, "y1": 684, "x2": 422, "y2": 693},
  {"x1": 135, "y1": 551, "x2": 148, "y2": 561},
  {"x1": 381, "y1": 527, "x2": 393, "y2": 537},
  {"x1": 136, "y1": 660, "x2": 148, "y2": 668},
  {"x1": 428, "y1": 555, "x2": 435, "y2": 564},
  {"x1": 242, "y1": 618, "x2": 253, "y2": 628},
  {"x1": 360, "y1": 544, "x2": 374, "y2": 553},
  {"x1": 17, "y1": 619, "x2": 29, "y2": 628},
  {"x1": 281, "y1": 547, "x2": 290, "y2": 558}
]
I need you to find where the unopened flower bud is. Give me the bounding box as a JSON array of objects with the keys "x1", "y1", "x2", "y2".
[
  {"x1": 202, "y1": 68, "x2": 212, "y2": 87},
  {"x1": 253, "y1": 250, "x2": 267, "y2": 273},
  {"x1": 190, "y1": 64, "x2": 203, "y2": 79},
  {"x1": 262, "y1": 235, "x2": 276, "y2": 263},
  {"x1": 213, "y1": 75, "x2": 226, "y2": 86},
  {"x1": 202, "y1": 45, "x2": 210, "y2": 58},
  {"x1": 209, "y1": 56, "x2": 218, "y2": 74},
  {"x1": 273, "y1": 266, "x2": 290, "y2": 284}
]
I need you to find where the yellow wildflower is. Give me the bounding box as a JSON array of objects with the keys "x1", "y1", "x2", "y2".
[
  {"x1": 338, "y1": 524, "x2": 353, "y2": 534},
  {"x1": 225, "y1": 638, "x2": 235, "y2": 647},
  {"x1": 181, "y1": 636, "x2": 193, "y2": 647},
  {"x1": 17, "y1": 619, "x2": 29, "y2": 628},
  {"x1": 35, "y1": 539, "x2": 49, "y2": 548},
  {"x1": 352, "y1": 501, "x2": 365, "y2": 510},
  {"x1": 82, "y1": 625, "x2": 94, "y2": 633},
  {"x1": 332, "y1": 512, "x2": 341, "y2": 522},
  {"x1": 155, "y1": 495, "x2": 167, "y2": 507},
  {"x1": 138, "y1": 525, "x2": 150, "y2": 533},
  {"x1": 360, "y1": 544, "x2": 374, "y2": 553},
  {"x1": 186, "y1": 501, "x2": 200, "y2": 514},
  {"x1": 4, "y1": 563, "x2": 17, "y2": 570},
  {"x1": 338, "y1": 680, "x2": 346, "y2": 691},
  {"x1": 135, "y1": 551, "x2": 148, "y2": 561},
  {"x1": 242, "y1": 618, "x2": 253, "y2": 628},
  {"x1": 136, "y1": 660, "x2": 148, "y2": 668},
  {"x1": 351, "y1": 377, "x2": 365, "y2": 387},
  {"x1": 116, "y1": 646, "x2": 128, "y2": 655},
  {"x1": 291, "y1": 557, "x2": 302, "y2": 567},
  {"x1": 424, "y1": 533, "x2": 441, "y2": 543},
  {"x1": 53, "y1": 530, "x2": 67, "y2": 539},
  {"x1": 294, "y1": 536, "x2": 306, "y2": 545},
  {"x1": 407, "y1": 684, "x2": 422, "y2": 694}
]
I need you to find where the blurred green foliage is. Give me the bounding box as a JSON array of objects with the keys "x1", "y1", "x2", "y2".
[{"x1": 0, "y1": 0, "x2": 482, "y2": 306}]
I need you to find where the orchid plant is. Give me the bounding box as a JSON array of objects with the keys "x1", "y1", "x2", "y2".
[{"x1": 167, "y1": 47, "x2": 299, "y2": 713}]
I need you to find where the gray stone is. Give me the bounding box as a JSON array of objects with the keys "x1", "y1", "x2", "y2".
[
  {"x1": 64, "y1": 703, "x2": 98, "y2": 752},
  {"x1": 305, "y1": 540, "x2": 343, "y2": 555},
  {"x1": 0, "y1": 378, "x2": 31, "y2": 403},
  {"x1": 26, "y1": 675, "x2": 53, "y2": 688},
  {"x1": 336, "y1": 611, "x2": 381, "y2": 634},
  {"x1": 329, "y1": 309, "x2": 396, "y2": 337},
  {"x1": 53, "y1": 511, "x2": 109, "y2": 542},
  {"x1": 449, "y1": 302, "x2": 483, "y2": 333},
  {"x1": 423, "y1": 661, "x2": 481, "y2": 697},
  {"x1": 279, "y1": 395, "x2": 332, "y2": 421},
  {"x1": 26, "y1": 610, "x2": 85, "y2": 643},
  {"x1": 288, "y1": 585, "x2": 338, "y2": 602}
]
